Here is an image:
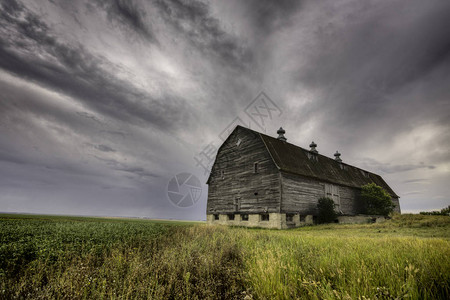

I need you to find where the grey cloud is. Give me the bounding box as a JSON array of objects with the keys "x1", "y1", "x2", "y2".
[
  {"x1": 76, "y1": 112, "x2": 104, "y2": 124},
  {"x1": 95, "y1": 144, "x2": 116, "y2": 152},
  {"x1": 402, "y1": 191, "x2": 423, "y2": 196},
  {"x1": 0, "y1": 1, "x2": 191, "y2": 131},
  {"x1": 240, "y1": 0, "x2": 301, "y2": 33},
  {"x1": 359, "y1": 158, "x2": 436, "y2": 174},
  {"x1": 403, "y1": 179, "x2": 428, "y2": 184},
  {"x1": 155, "y1": 0, "x2": 253, "y2": 70},
  {"x1": 100, "y1": 130, "x2": 126, "y2": 139},
  {"x1": 115, "y1": 166, "x2": 159, "y2": 178},
  {"x1": 93, "y1": 155, "x2": 159, "y2": 179},
  {"x1": 1, "y1": 0, "x2": 449, "y2": 218},
  {"x1": 292, "y1": 0, "x2": 450, "y2": 125},
  {"x1": 92, "y1": 0, "x2": 157, "y2": 43}
]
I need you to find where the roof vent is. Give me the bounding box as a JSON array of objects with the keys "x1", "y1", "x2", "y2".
[
  {"x1": 334, "y1": 151, "x2": 342, "y2": 162},
  {"x1": 309, "y1": 141, "x2": 318, "y2": 154},
  {"x1": 277, "y1": 127, "x2": 287, "y2": 141}
]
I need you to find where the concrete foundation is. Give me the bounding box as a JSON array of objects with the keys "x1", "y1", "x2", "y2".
[
  {"x1": 207, "y1": 213, "x2": 314, "y2": 229},
  {"x1": 207, "y1": 213, "x2": 387, "y2": 228}
]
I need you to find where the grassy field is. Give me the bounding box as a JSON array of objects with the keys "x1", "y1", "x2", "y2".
[{"x1": 0, "y1": 214, "x2": 449, "y2": 299}]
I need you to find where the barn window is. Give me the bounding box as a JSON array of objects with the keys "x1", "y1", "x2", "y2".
[
  {"x1": 339, "y1": 164, "x2": 347, "y2": 171},
  {"x1": 300, "y1": 215, "x2": 306, "y2": 222},
  {"x1": 241, "y1": 214, "x2": 249, "y2": 221},
  {"x1": 253, "y1": 162, "x2": 258, "y2": 173},
  {"x1": 213, "y1": 214, "x2": 219, "y2": 220},
  {"x1": 236, "y1": 139, "x2": 242, "y2": 147},
  {"x1": 221, "y1": 170, "x2": 224, "y2": 179},
  {"x1": 227, "y1": 214, "x2": 235, "y2": 221},
  {"x1": 360, "y1": 170, "x2": 369, "y2": 177},
  {"x1": 307, "y1": 153, "x2": 318, "y2": 162},
  {"x1": 261, "y1": 214, "x2": 269, "y2": 221},
  {"x1": 286, "y1": 213, "x2": 294, "y2": 222}
]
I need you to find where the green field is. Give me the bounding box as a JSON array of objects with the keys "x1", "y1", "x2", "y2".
[{"x1": 1, "y1": 214, "x2": 449, "y2": 299}]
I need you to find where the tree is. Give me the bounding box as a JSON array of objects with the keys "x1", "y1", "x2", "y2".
[
  {"x1": 317, "y1": 197, "x2": 337, "y2": 223},
  {"x1": 420, "y1": 205, "x2": 450, "y2": 216},
  {"x1": 361, "y1": 183, "x2": 393, "y2": 216}
]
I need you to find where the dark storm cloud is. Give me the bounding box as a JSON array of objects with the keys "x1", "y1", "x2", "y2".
[
  {"x1": 380, "y1": 164, "x2": 436, "y2": 174},
  {"x1": 93, "y1": 156, "x2": 159, "y2": 179},
  {"x1": 0, "y1": 0, "x2": 190, "y2": 131},
  {"x1": 282, "y1": 0, "x2": 450, "y2": 163},
  {"x1": 115, "y1": 166, "x2": 159, "y2": 179},
  {"x1": 0, "y1": 146, "x2": 101, "y2": 179},
  {"x1": 155, "y1": 0, "x2": 253, "y2": 69},
  {"x1": 296, "y1": 0, "x2": 450, "y2": 112},
  {"x1": 76, "y1": 111, "x2": 104, "y2": 125},
  {"x1": 92, "y1": 0, "x2": 157, "y2": 43},
  {"x1": 95, "y1": 144, "x2": 116, "y2": 152},
  {"x1": 358, "y1": 157, "x2": 435, "y2": 174},
  {"x1": 1, "y1": 0, "x2": 449, "y2": 217},
  {"x1": 403, "y1": 179, "x2": 427, "y2": 184},
  {"x1": 100, "y1": 130, "x2": 127, "y2": 139},
  {"x1": 241, "y1": 0, "x2": 301, "y2": 33}
]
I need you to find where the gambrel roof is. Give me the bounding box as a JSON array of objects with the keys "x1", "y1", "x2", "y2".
[{"x1": 209, "y1": 126, "x2": 398, "y2": 197}]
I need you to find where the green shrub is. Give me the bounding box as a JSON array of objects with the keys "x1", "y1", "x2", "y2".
[
  {"x1": 361, "y1": 183, "x2": 393, "y2": 216},
  {"x1": 317, "y1": 197, "x2": 337, "y2": 223}
]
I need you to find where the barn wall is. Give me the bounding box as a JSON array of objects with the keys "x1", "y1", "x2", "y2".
[
  {"x1": 207, "y1": 127, "x2": 280, "y2": 215},
  {"x1": 281, "y1": 172, "x2": 363, "y2": 215},
  {"x1": 280, "y1": 172, "x2": 324, "y2": 215},
  {"x1": 392, "y1": 197, "x2": 401, "y2": 213},
  {"x1": 338, "y1": 185, "x2": 362, "y2": 215}
]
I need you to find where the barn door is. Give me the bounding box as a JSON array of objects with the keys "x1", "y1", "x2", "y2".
[{"x1": 325, "y1": 184, "x2": 340, "y2": 209}]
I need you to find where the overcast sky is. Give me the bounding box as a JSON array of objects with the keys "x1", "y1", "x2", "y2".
[{"x1": 1, "y1": 0, "x2": 449, "y2": 220}]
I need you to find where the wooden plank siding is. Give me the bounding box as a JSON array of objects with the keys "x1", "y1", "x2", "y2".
[
  {"x1": 338, "y1": 185, "x2": 362, "y2": 215},
  {"x1": 280, "y1": 172, "x2": 365, "y2": 215},
  {"x1": 207, "y1": 126, "x2": 281, "y2": 215},
  {"x1": 280, "y1": 172, "x2": 324, "y2": 215}
]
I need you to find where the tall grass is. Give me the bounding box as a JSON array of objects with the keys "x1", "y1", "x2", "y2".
[{"x1": 1, "y1": 214, "x2": 449, "y2": 299}]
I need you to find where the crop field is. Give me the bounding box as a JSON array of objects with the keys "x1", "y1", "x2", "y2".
[{"x1": 1, "y1": 214, "x2": 449, "y2": 299}]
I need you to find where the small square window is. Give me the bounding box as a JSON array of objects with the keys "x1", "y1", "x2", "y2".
[
  {"x1": 214, "y1": 214, "x2": 219, "y2": 220},
  {"x1": 227, "y1": 214, "x2": 235, "y2": 221},
  {"x1": 360, "y1": 170, "x2": 369, "y2": 177},
  {"x1": 261, "y1": 214, "x2": 269, "y2": 221},
  {"x1": 241, "y1": 214, "x2": 249, "y2": 221}
]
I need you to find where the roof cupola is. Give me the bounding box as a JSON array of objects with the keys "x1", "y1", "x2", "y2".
[
  {"x1": 277, "y1": 127, "x2": 287, "y2": 141},
  {"x1": 334, "y1": 151, "x2": 342, "y2": 162},
  {"x1": 309, "y1": 141, "x2": 318, "y2": 154}
]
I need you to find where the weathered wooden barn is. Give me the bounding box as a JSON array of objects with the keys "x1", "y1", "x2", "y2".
[{"x1": 206, "y1": 126, "x2": 400, "y2": 229}]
